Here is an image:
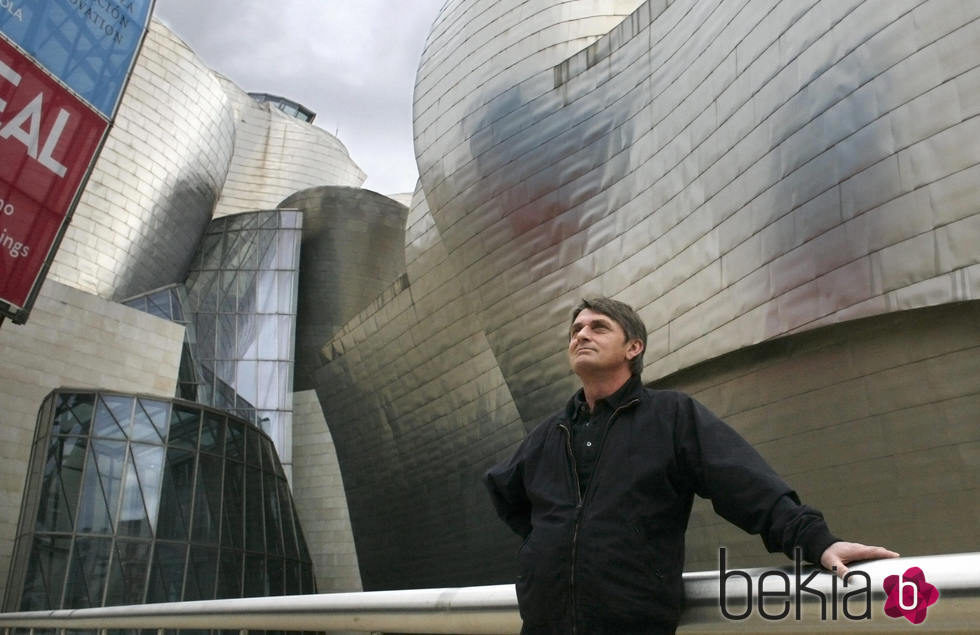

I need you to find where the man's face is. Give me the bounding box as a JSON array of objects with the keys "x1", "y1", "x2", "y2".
[{"x1": 568, "y1": 308, "x2": 642, "y2": 377}]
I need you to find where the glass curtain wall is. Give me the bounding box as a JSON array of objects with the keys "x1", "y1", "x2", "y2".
[
  {"x1": 3, "y1": 390, "x2": 316, "y2": 611},
  {"x1": 122, "y1": 285, "x2": 202, "y2": 401},
  {"x1": 183, "y1": 210, "x2": 302, "y2": 460}
]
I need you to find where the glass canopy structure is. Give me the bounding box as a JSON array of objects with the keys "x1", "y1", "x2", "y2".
[{"x1": 4, "y1": 390, "x2": 315, "y2": 611}]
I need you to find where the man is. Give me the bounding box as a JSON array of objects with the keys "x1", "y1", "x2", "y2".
[{"x1": 484, "y1": 297, "x2": 897, "y2": 634}]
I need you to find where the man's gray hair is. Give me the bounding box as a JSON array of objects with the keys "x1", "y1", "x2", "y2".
[{"x1": 570, "y1": 297, "x2": 647, "y2": 377}]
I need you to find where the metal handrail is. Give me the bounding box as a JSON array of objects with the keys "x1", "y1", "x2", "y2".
[{"x1": 1, "y1": 552, "x2": 976, "y2": 633}]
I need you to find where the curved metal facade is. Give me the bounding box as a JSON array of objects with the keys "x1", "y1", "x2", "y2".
[
  {"x1": 414, "y1": 0, "x2": 980, "y2": 420},
  {"x1": 5, "y1": 390, "x2": 316, "y2": 611},
  {"x1": 214, "y1": 80, "x2": 367, "y2": 219},
  {"x1": 278, "y1": 187, "x2": 408, "y2": 391},
  {"x1": 312, "y1": 0, "x2": 980, "y2": 589},
  {"x1": 46, "y1": 20, "x2": 235, "y2": 301},
  {"x1": 45, "y1": 19, "x2": 366, "y2": 302}
]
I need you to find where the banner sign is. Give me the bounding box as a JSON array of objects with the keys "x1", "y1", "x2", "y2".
[
  {"x1": 0, "y1": 0, "x2": 154, "y2": 118},
  {"x1": 0, "y1": 36, "x2": 107, "y2": 315}
]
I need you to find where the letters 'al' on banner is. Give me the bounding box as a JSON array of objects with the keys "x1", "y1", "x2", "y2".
[{"x1": 0, "y1": 36, "x2": 107, "y2": 321}]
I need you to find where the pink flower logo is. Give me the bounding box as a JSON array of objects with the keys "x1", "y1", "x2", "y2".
[{"x1": 883, "y1": 567, "x2": 938, "y2": 624}]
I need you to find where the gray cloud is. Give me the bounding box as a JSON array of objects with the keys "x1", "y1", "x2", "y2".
[{"x1": 153, "y1": 0, "x2": 445, "y2": 196}]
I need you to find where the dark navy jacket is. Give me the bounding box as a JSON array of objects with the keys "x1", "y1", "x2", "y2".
[{"x1": 484, "y1": 375, "x2": 837, "y2": 633}]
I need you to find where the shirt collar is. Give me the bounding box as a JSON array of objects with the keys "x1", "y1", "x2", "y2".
[{"x1": 566, "y1": 374, "x2": 642, "y2": 422}]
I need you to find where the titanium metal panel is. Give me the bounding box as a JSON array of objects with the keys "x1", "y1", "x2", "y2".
[
  {"x1": 279, "y1": 186, "x2": 408, "y2": 392},
  {"x1": 45, "y1": 19, "x2": 235, "y2": 300},
  {"x1": 412, "y1": 0, "x2": 980, "y2": 422},
  {"x1": 311, "y1": 186, "x2": 528, "y2": 590},
  {"x1": 315, "y1": 0, "x2": 980, "y2": 590}
]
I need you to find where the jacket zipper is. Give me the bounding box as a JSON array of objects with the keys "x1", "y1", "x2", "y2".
[
  {"x1": 558, "y1": 422, "x2": 581, "y2": 634},
  {"x1": 561, "y1": 397, "x2": 639, "y2": 633}
]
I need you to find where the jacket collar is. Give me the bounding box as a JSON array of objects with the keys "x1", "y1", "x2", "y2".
[{"x1": 564, "y1": 374, "x2": 643, "y2": 423}]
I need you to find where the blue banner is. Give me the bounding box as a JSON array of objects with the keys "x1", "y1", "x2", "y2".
[{"x1": 0, "y1": 0, "x2": 153, "y2": 118}]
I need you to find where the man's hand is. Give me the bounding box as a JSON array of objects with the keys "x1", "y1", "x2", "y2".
[{"x1": 820, "y1": 541, "x2": 900, "y2": 577}]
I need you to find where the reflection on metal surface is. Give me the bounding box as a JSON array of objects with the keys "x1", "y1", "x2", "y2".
[
  {"x1": 45, "y1": 19, "x2": 365, "y2": 301},
  {"x1": 47, "y1": 19, "x2": 233, "y2": 301},
  {"x1": 414, "y1": 0, "x2": 980, "y2": 416},
  {"x1": 312, "y1": 186, "x2": 527, "y2": 589},
  {"x1": 215, "y1": 81, "x2": 366, "y2": 218},
  {"x1": 311, "y1": 0, "x2": 980, "y2": 591},
  {"x1": 279, "y1": 187, "x2": 408, "y2": 391}
]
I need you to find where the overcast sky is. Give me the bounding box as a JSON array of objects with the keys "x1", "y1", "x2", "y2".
[{"x1": 153, "y1": 0, "x2": 445, "y2": 197}]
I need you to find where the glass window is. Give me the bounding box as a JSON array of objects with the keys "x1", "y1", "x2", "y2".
[
  {"x1": 283, "y1": 559, "x2": 300, "y2": 595},
  {"x1": 238, "y1": 315, "x2": 258, "y2": 361},
  {"x1": 63, "y1": 537, "x2": 113, "y2": 608},
  {"x1": 146, "y1": 542, "x2": 187, "y2": 603},
  {"x1": 35, "y1": 436, "x2": 86, "y2": 533},
  {"x1": 168, "y1": 406, "x2": 200, "y2": 450},
  {"x1": 277, "y1": 270, "x2": 296, "y2": 314},
  {"x1": 236, "y1": 360, "x2": 258, "y2": 405},
  {"x1": 293, "y1": 506, "x2": 312, "y2": 564},
  {"x1": 257, "y1": 411, "x2": 276, "y2": 446},
  {"x1": 245, "y1": 426, "x2": 261, "y2": 467},
  {"x1": 104, "y1": 539, "x2": 151, "y2": 606},
  {"x1": 244, "y1": 466, "x2": 264, "y2": 552},
  {"x1": 194, "y1": 312, "x2": 217, "y2": 362},
  {"x1": 219, "y1": 270, "x2": 238, "y2": 314},
  {"x1": 156, "y1": 448, "x2": 194, "y2": 540},
  {"x1": 261, "y1": 437, "x2": 281, "y2": 477},
  {"x1": 262, "y1": 472, "x2": 283, "y2": 556},
  {"x1": 280, "y1": 210, "x2": 302, "y2": 229},
  {"x1": 216, "y1": 313, "x2": 236, "y2": 361},
  {"x1": 116, "y1": 444, "x2": 160, "y2": 539},
  {"x1": 257, "y1": 228, "x2": 277, "y2": 270},
  {"x1": 242, "y1": 553, "x2": 266, "y2": 597},
  {"x1": 198, "y1": 231, "x2": 223, "y2": 272},
  {"x1": 184, "y1": 546, "x2": 218, "y2": 601},
  {"x1": 225, "y1": 419, "x2": 245, "y2": 462},
  {"x1": 257, "y1": 316, "x2": 280, "y2": 361},
  {"x1": 13, "y1": 392, "x2": 318, "y2": 612},
  {"x1": 75, "y1": 440, "x2": 126, "y2": 535},
  {"x1": 277, "y1": 231, "x2": 300, "y2": 269},
  {"x1": 19, "y1": 535, "x2": 71, "y2": 610},
  {"x1": 169, "y1": 287, "x2": 185, "y2": 322},
  {"x1": 92, "y1": 396, "x2": 133, "y2": 439},
  {"x1": 193, "y1": 269, "x2": 220, "y2": 313},
  {"x1": 53, "y1": 393, "x2": 94, "y2": 436},
  {"x1": 221, "y1": 460, "x2": 244, "y2": 549},
  {"x1": 255, "y1": 269, "x2": 277, "y2": 314},
  {"x1": 216, "y1": 549, "x2": 242, "y2": 599},
  {"x1": 300, "y1": 562, "x2": 316, "y2": 595},
  {"x1": 191, "y1": 454, "x2": 223, "y2": 545},
  {"x1": 146, "y1": 290, "x2": 172, "y2": 320},
  {"x1": 200, "y1": 411, "x2": 225, "y2": 456},
  {"x1": 267, "y1": 556, "x2": 284, "y2": 596},
  {"x1": 276, "y1": 478, "x2": 298, "y2": 560},
  {"x1": 256, "y1": 362, "x2": 277, "y2": 409},
  {"x1": 242, "y1": 229, "x2": 261, "y2": 269},
  {"x1": 132, "y1": 399, "x2": 170, "y2": 444}
]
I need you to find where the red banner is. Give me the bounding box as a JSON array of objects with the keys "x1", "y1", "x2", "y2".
[{"x1": 0, "y1": 37, "x2": 107, "y2": 312}]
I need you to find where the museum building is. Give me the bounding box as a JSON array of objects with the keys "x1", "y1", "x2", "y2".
[{"x1": 0, "y1": 0, "x2": 978, "y2": 613}]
